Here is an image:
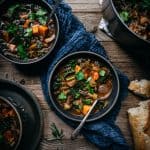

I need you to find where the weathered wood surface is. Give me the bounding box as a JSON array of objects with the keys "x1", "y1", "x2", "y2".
[{"x1": 0, "y1": 0, "x2": 149, "y2": 149}]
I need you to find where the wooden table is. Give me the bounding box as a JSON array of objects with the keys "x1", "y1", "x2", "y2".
[{"x1": 0, "y1": 0, "x2": 149, "y2": 149}]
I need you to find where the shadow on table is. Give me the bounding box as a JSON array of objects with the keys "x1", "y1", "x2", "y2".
[
  {"x1": 119, "y1": 44, "x2": 150, "y2": 78},
  {"x1": 14, "y1": 57, "x2": 50, "y2": 76},
  {"x1": 14, "y1": 45, "x2": 150, "y2": 79}
]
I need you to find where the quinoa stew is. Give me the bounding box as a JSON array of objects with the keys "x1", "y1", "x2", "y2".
[
  {"x1": 0, "y1": 97, "x2": 22, "y2": 150},
  {"x1": 0, "y1": 2, "x2": 58, "y2": 63},
  {"x1": 52, "y1": 58, "x2": 113, "y2": 116}
]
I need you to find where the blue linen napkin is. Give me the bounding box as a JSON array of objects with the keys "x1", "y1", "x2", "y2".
[{"x1": 41, "y1": 0, "x2": 130, "y2": 149}]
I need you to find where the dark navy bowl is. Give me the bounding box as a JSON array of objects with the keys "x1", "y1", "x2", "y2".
[
  {"x1": 0, "y1": 0, "x2": 59, "y2": 65},
  {"x1": 48, "y1": 51, "x2": 120, "y2": 122}
]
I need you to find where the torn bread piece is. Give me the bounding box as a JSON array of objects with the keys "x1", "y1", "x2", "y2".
[
  {"x1": 128, "y1": 79, "x2": 150, "y2": 99},
  {"x1": 128, "y1": 100, "x2": 150, "y2": 150}
]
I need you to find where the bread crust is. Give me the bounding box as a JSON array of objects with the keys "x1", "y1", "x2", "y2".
[
  {"x1": 128, "y1": 100, "x2": 150, "y2": 150},
  {"x1": 144, "y1": 102, "x2": 150, "y2": 136},
  {"x1": 128, "y1": 80, "x2": 150, "y2": 99}
]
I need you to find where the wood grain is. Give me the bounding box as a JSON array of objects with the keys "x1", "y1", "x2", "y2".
[{"x1": 0, "y1": 0, "x2": 149, "y2": 149}]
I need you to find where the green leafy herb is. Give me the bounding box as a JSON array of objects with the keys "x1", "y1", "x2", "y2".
[
  {"x1": 63, "y1": 69, "x2": 74, "y2": 77},
  {"x1": 36, "y1": 8, "x2": 47, "y2": 16},
  {"x1": 50, "y1": 123, "x2": 64, "y2": 141},
  {"x1": 99, "y1": 70, "x2": 106, "y2": 77},
  {"x1": 53, "y1": 75, "x2": 62, "y2": 90},
  {"x1": 68, "y1": 60, "x2": 76, "y2": 69},
  {"x1": 17, "y1": 44, "x2": 28, "y2": 60},
  {"x1": 6, "y1": 24, "x2": 18, "y2": 35},
  {"x1": 38, "y1": 16, "x2": 48, "y2": 25},
  {"x1": 99, "y1": 76, "x2": 107, "y2": 83},
  {"x1": 76, "y1": 71, "x2": 84, "y2": 81},
  {"x1": 7, "y1": 4, "x2": 20, "y2": 17},
  {"x1": 24, "y1": 28, "x2": 32, "y2": 37},
  {"x1": 82, "y1": 99, "x2": 92, "y2": 105},
  {"x1": 142, "y1": 0, "x2": 150, "y2": 10},
  {"x1": 73, "y1": 101, "x2": 82, "y2": 109},
  {"x1": 119, "y1": 11, "x2": 129, "y2": 22},
  {"x1": 69, "y1": 88, "x2": 80, "y2": 99},
  {"x1": 86, "y1": 83, "x2": 94, "y2": 94},
  {"x1": 75, "y1": 93, "x2": 80, "y2": 99},
  {"x1": 58, "y1": 92, "x2": 67, "y2": 101},
  {"x1": 28, "y1": 13, "x2": 36, "y2": 20}
]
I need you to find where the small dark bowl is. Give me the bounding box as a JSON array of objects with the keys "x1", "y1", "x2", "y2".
[
  {"x1": 48, "y1": 51, "x2": 120, "y2": 122},
  {"x1": 0, "y1": 0, "x2": 59, "y2": 65},
  {"x1": 0, "y1": 96, "x2": 22, "y2": 150},
  {"x1": 102, "y1": 0, "x2": 150, "y2": 52}
]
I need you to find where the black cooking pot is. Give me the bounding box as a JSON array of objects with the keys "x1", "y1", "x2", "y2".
[
  {"x1": 48, "y1": 51, "x2": 120, "y2": 122},
  {"x1": 0, "y1": 0, "x2": 59, "y2": 65},
  {"x1": 102, "y1": 0, "x2": 150, "y2": 53}
]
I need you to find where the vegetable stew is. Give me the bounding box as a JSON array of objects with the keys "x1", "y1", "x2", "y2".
[
  {"x1": 53, "y1": 58, "x2": 113, "y2": 116},
  {"x1": 0, "y1": 98, "x2": 21, "y2": 150},
  {"x1": 0, "y1": 3, "x2": 56, "y2": 61}
]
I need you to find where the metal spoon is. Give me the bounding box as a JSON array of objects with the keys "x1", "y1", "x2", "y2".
[{"x1": 71, "y1": 88, "x2": 112, "y2": 140}]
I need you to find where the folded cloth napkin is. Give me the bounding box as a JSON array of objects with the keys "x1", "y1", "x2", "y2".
[{"x1": 41, "y1": 0, "x2": 129, "y2": 149}]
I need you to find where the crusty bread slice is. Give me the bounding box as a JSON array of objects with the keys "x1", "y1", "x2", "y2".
[
  {"x1": 128, "y1": 100, "x2": 150, "y2": 150},
  {"x1": 128, "y1": 79, "x2": 150, "y2": 99}
]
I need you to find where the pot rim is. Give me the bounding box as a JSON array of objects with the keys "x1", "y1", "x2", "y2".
[
  {"x1": 0, "y1": 96, "x2": 23, "y2": 150},
  {"x1": 0, "y1": 0, "x2": 60, "y2": 65},
  {"x1": 110, "y1": 0, "x2": 150, "y2": 45},
  {"x1": 48, "y1": 51, "x2": 120, "y2": 122}
]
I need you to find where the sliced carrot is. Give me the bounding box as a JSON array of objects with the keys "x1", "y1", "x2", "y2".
[
  {"x1": 32, "y1": 25, "x2": 39, "y2": 35},
  {"x1": 75, "y1": 65, "x2": 81, "y2": 73},
  {"x1": 82, "y1": 105, "x2": 91, "y2": 115},
  {"x1": 38, "y1": 25, "x2": 48, "y2": 37},
  {"x1": 23, "y1": 19, "x2": 31, "y2": 28},
  {"x1": 91, "y1": 71, "x2": 99, "y2": 81}
]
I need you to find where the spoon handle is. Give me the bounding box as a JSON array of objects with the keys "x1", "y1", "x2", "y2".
[{"x1": 71, "y1": 99, "x2": 98, "y2": 140}]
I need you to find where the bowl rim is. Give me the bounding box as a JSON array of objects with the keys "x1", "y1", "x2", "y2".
[
  {"x1": 0, "y1": 0, "x2": 60, "y2": 65},
  {"x1": 0, "y1": 95, "x2": 23, "y2": 150},
  {"x1": 110, "y1": 0, "x2": 150, "y2": 45},
  {"x1": 48, "y1": 51, "x2": 120, "y2": 122}
]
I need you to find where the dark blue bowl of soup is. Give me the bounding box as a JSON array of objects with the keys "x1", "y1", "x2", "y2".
[
  {"x1": 0, "y1": 0, "x2": 59, "y2": 65},
  {"x1": 48, "y1": 51, "x2": 120, "y2": 122}
]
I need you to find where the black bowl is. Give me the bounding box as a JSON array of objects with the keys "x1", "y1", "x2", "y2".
[
  {"x1": 0, "y1": 79, "x2": 43, "y2": 150},
  {"x1": 102, "y1": 0, "x2": 150, "y2": 52},
  {"x1": 48, "y1": 51, "x2": 120, "y2": 122},
  {"x1": 0, "y1": 0, "x2": 59, "y2": 65},
  {"x1": 0, "y1": 96, "x2": 22, "y2": 150}
]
